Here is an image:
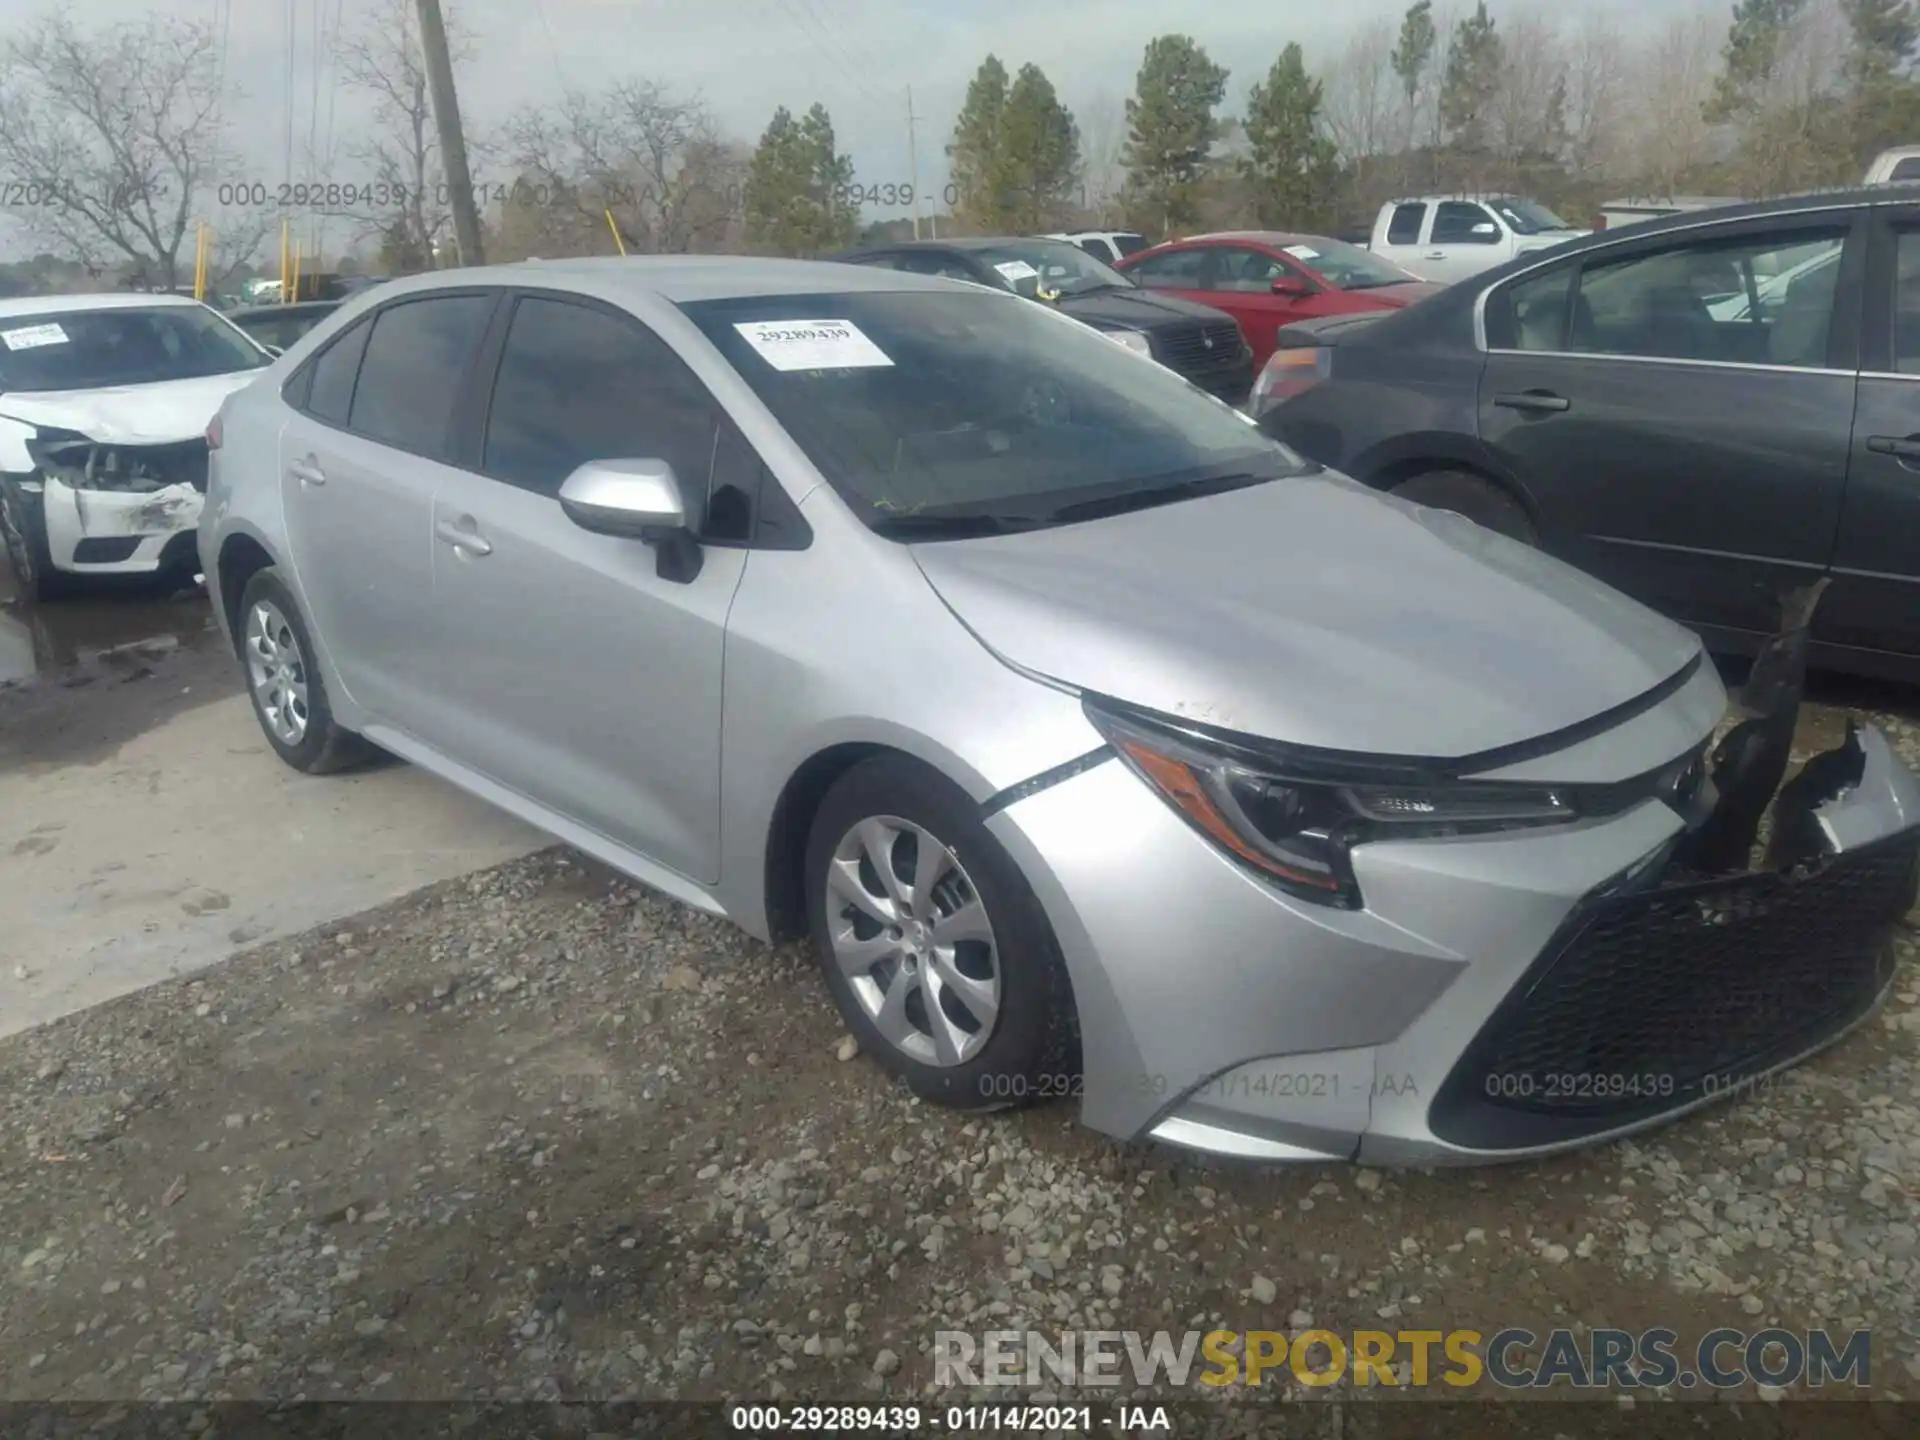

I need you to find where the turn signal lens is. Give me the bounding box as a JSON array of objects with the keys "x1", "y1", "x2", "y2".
[
  {"x1": 205, "y1": 415, "x2": 223, "y2": 450},
  {"x1": 1250, "y1": 346, "x2": 1330, "y2": 418}
]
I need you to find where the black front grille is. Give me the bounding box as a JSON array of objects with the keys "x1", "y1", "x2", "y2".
[
  {"x1": 1431, "y1": 828, "x2": 1920, "y2": 1150},
  {"x1": 1156, "y1": 319, "x2": 1246, "y2": 375}
]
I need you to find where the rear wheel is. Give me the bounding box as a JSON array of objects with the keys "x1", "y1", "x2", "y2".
[
  {"x1": 1391, "y1": 469, "x2": 1536, "y2": 544},
  {"x1": 236, "y1": 567, "x2": 373, "y2": 774},
  {"x1": 805, "y1": 754, "x2": 1078, "y2": 1111}
]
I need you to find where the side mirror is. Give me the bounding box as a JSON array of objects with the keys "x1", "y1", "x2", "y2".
[
  {"x1": 1471, "y1": 222, "x2": 1499, "y2": 237},
  {"x1": 558, "y1": 458, "x2": 704, "y2": 581},
  {"x1": 1270, "y1": 277, "x2": 1313, "y2": 297}
]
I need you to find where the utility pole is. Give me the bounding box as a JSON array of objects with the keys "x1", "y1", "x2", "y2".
[
  {"x1": 415, "y1": 0, "x2": 484, "y2": 266},
  {"x1": 906, "y1": 86, "x2": 923, "y2": 241}
]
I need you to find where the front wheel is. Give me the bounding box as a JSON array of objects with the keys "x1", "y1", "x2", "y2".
[
  {"x1": 805, "y1": 754, "x2": 1078, "y2": 1111},
  {"x1": 0, "y1": 480, "x2": 73, "y2": 602}
]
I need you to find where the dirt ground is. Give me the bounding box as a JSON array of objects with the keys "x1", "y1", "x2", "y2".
[{"x1": 5, "y1": 580, "x2": 1920, "y2": 1428}]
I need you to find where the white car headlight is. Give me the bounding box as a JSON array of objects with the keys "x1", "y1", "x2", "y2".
[{"x1": 1106, "y1": 329, "x2": 1153, "y2": 358}]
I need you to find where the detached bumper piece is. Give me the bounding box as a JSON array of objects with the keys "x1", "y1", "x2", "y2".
[{"x1": 1431, "y1": 820, "x2": 1919, "y2": 1151}]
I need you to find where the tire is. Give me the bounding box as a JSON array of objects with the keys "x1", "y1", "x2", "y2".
[
  {"x1": 805, "y1": 753, "x2": 1078, "y2": 1111},
  {"x1": 0, "y1": 479, "x2": 75, "y2": 602},
  {"x1": 1391, "y1": 469, "x2": 1537, "y2": 544},
  {"x1": 235, "y1": 567, "x2": 373, "y2": 774}
]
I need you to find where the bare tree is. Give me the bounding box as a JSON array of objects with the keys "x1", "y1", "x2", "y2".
[
  {"x1": 507, "y1": 81, "x2": 736, "y2": 256},
  {"x1": 0, "y1": 11, "x2": 268, "y2": 289},
  {"x1": 1077, "y1": 91, "x2": 1128, "y2": 223},
  {"x1": 1320, "y1": 18, "x2": 1400, "y2": 215},
  {"x1": 1621, "y1": 8, "x2": 1725, "y2": 200},
  {"x1": 1562, "y1": 16, "x2": 1628, "y2": 194},
  {"x1": 1487, "y1": 13, "x2": 1569, "y2": 190},
  {"x1": 1733, "y1": 0, "x2": 1853, "y2": 195},
  {"x1": 325, "y1": 0, "x2": 479, "y2": 271}
]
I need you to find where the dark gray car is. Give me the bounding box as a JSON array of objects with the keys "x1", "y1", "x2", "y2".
[{"x1": 1259, "y1": 184, "x2": 1920, "y2": 683}]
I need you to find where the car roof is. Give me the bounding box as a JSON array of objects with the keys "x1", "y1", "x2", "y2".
[
  {"x1": 1173, "y1": 231, "x2": 1336, "y2": 247},
  {"x1": 1484, "y1": 182, "x2": 1920, "y2": 253},
  {"x1": 230, "y1": 300, "x2": 340, "y2": 318},
  {"x1": 361, "y1": 254, "x2": 967, "y2": 303},
  {"x1": 0, "y1": 292, "x2": 207, "y2": 319},
  {"x1": 855, "y1": 237, "x2": 1070, "y2": 253}
]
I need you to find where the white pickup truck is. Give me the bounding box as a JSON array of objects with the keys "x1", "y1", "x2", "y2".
[
  {"x1": 1368, "y1": 194, "x2": 1590, "y2": 284},
  {"x1": 1865, "y1": 146, "x2": 1920, "y2": 184}
]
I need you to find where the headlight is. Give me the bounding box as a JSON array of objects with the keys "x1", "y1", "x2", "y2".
[
  {"x1": 1084, "y1": 700, "x2": 1577, "y2": 908},
  {"x1": 1106, "y1": 329, "x2": 1153, "y2": 358}
]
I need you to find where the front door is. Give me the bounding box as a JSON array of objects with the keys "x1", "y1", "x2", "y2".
[
  {"x1": 1823, "y1": 204, "x2": 1920, "y2": 662},
  {"x1": 423, "y1": 292, "x2": 747, "y2": 884},
  {"x1": 1477, "y1": 213, "x2": 1863, "y2": 640},
  {"x1": 277, "y1": 292, "x2": 497, "y2": 725}
]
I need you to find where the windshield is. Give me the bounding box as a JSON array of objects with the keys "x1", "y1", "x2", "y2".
[
  {"x1": 680, "y1": 289, "x2": 1307, "y2": 535},
  {"x1": 0, "y1": 304, "x2": 270, "y2": 393},
  {"x1": 970, "y1": 240, "x2": 1136, "y2": 299},
  {"x1": 1491, "y1": 197, "x2": 1576, "y2": 235},
  {"x1": 1281, "y1": 238, "x2": 1421, "y2": 291}
]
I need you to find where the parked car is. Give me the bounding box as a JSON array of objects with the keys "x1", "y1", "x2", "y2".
[
  {"x1": 1370, "y1": 194, "x2": 1590, "y2": 284},
  {"x1": 1115, "y1": 231, "x2": 1443, "y2": 372},
  {"x1": 228, "y1": 300, "x2": 343, "y2": 354},
  {"x1": 0, "y1": 293, "x2": 273, "y2": 598},
  {"x1": 832, "y1": 237, "x2": 1254, "y2": 402},
  {"x1": 1258, "y1": 185, "x2": 1920, "y2": 682},
  {"x1": 1865, "y1": 146, "x2": 1920, "y2": 184},
  {"x1": 1040, "y1": 230, "x2": 1151, "y2": 265},
  {"x1": 201, "y1": 255, "x2": 1920, "y2": 1166}
]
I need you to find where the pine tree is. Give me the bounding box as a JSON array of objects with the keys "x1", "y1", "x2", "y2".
[
  {"x1": 743, "y1": 104, "x2": 856, "y2": 257},
  {"x1": 948, "y1": 57, "x2": 1011, "y2": 230},
  {"x1": 1439, "y1": 1, "x2": 1504, "y2": 154},
  {"x1": 1240, "y1": 44, "x2": 1338, "y2": 228},
  {"x1": 1704, "y1": 0, "x2": 1808, "y2": 122},
  {"x1": 1120, "y1": 34, "x2": 1228, "y2": 236},
  {"x1": 946, "y1": 57, "x2": 1080, "y2": 232}
]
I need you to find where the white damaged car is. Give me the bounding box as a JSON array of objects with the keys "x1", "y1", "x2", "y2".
[{"x1": 0, "y1": 293, "x2": 272, "y2": 599}]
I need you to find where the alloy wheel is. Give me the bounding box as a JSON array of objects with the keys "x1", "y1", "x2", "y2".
[
  {"x1": 245, "y1": 599, "x2": 309, "y2": 746},
  {"x1": 823, "y1": 815, "x2": 1002, "y2": 1067}
]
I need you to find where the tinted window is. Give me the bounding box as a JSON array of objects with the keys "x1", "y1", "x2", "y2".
[
  {"x1": 305, "y1": 319, "x2": 371, "y2": 425},
  {"x1": 1895, "y1": 231, "x2": 1920, "y2": 373},
  {"x1": 1893, "y1": 157, "x2": 1920, "y2": 182},
  {"x1": 0, "y1": 304, "x2": 268, "y2": 392},
  {"x1": 483, "y1": 296, "x2": 721, "y2": 513},
  {"x1": 348, "y1": 295, "x2": 492, "y2": 459},
  {"x1": 1488, "y1": 266, "x2": 1575, "y2": 351},
  {"x1": 1113, "y1": 234, "x2": 1149, "y2": 257},
  {"x1": 1211, "y1": 248, "x2": 1290, "y2": 292},
  {"x1": 1074, "y1": 238, "x2": 1117, "y2": 263},
  {"x1": 1571, "y1": 229, "x2": 1847, "y2": 367},
  {"x1": 1129, "y1": 248, "x2": 1208, "y2": 286},
  {"x1": 893, "y1": 252, "x2": 984, "y2": 283},
  {"x1": 1433, "y1": 202, "x2": 1499, "y2": 244},
  {"x1": 1386, "y1": 203, "x2": 1426, "y2": 245}
]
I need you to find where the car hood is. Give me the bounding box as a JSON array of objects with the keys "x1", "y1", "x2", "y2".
[
  {"x1": 0, "y1": 371, "x2": 261, "y2": 444},
  {"x1": 909, "y1": 472, "x2": 1703, "y2": 760},
  {"x1": 1053, "y1": 286, "x2": 1232, "y2": 329}
]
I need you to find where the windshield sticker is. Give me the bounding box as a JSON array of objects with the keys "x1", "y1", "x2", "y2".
[
  {"x1": 993, "y1": 260, "x2": 1040, "y2": 282},
  {"x1": 1, "y1": 322, "x2": 69, "y2": 351},
  {"x1": 733, "y1": 320, "x2": 893, "y2": 372},
  {"x1": 1283, "y1": 245, "x2": 1320, "y2": 261}
]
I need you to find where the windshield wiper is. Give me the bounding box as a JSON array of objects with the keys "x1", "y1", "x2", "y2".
[
  {"x1": 868, "y1": 510, "x2": 1053, "y2": 539},
  {"x1": 1042, "y1": 471, "x2": 1274, "y2": 525}
]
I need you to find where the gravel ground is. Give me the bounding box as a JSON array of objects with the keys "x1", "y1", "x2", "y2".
[{"x1": 3, "y1": 684, "x2": 1920, "y2": 1425}]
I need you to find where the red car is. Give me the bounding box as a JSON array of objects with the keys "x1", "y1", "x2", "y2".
[{"x1": 1115, "y1": 231, "x2": 1443, "y2": 372}]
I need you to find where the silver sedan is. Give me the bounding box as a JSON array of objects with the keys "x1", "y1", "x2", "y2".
[{"x1": 199, "y1": 256, "x2": 1920, "y2": 1165}]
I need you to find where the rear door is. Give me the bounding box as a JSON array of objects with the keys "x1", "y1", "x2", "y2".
[
  {"x1": 277, "y1": 290, "x2": 499, "y2": 725},
  {"x1": 421, "y1": 291, "x2": 749, "y2": 883},
  {"x1": 1373, "y1": 201, "x2": 1429, "y2": 273},
  {"x1": 1477, "y1": 208, "x2": 1865, "y2": 639},
  {"x1": 1823, "y1": 201, "x2": 1920, "y2": 662}
]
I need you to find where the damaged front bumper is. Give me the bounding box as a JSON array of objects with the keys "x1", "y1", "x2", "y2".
[{"x1": 6, "y1": 430, "x2": 208, "y2": 575}]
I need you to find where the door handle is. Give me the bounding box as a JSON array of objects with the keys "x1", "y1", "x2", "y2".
[
  {"x1": 1867, "y1": 434, "x2": 1920, "y2": 461},
  {"x1": 288, "y1": 456, "x2": 326, "y2": 486},
  {"x1": 434, "y1": 517, "x2": 492, "y2": 556},
  {"x1": 1425, "y1": 250, "x2": 1446, "y2": 260},
  {"x1": 1493, "y1": 391, "x2": 1571, "y2": 413}
]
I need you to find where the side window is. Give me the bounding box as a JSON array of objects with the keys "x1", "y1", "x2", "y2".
[
  {"x1": 1433, "y1": 202, "x2": 1499, "y2": 245},
  {"x1": 895, "y1": 252, "x2": 979, "y2": 282},
  {"x1": 1129, "y1": 248, "x2": 1208, "y2": 286},
  {"x1": 1211, "y1": 248, "x2": 1289, "y2": 292},
  {"x1": 347, "y1": 295, "x2": 492, "y2": 459},
  {"x1": 482, "y1": 296, "x2": 727, "y2": 529},
  {"x1": 849, "y1": 253, "x2": 905, "y2": 270},
  {"x1": 1114, "y1": 234, "x2": 1149, "y2": 258},
  {"x1": 1892, "y1": 157, "x2": 1920, "y2": 182},
  {"x1": 1075, "y1": 238, "x2": 1117, "y2": 263},
  {"x1": 1571, "y1": 228, "x2": 1848, "y2": 366},
  {"x1": 302, "y1": 317, "x2": 372, "y2": 426},
  {"x1": 1386, "y1": 203, "x2": 1427, "y2": 245},
  {"x1": 1488, "y1": 265, "x2": 1576, "y2": 351},
  {"x1": 1894, "y1": 231, "x2": 1920, "y2": 374}
]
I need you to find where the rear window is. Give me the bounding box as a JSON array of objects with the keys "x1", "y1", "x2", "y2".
[
  {"x1": 0, "y1": 305, "x2": 269, "y2": 392},
  {"x1": 678, "y1": 289, "x2": 1304, "y2": 534},
  {"x1": 1893, "y1": 156, "x2": 1920, "y2": 182}
]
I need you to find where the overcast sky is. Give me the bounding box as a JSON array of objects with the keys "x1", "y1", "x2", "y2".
[{"x1": 0, "y1": 0, "x2": 1715, "y2": 261}]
